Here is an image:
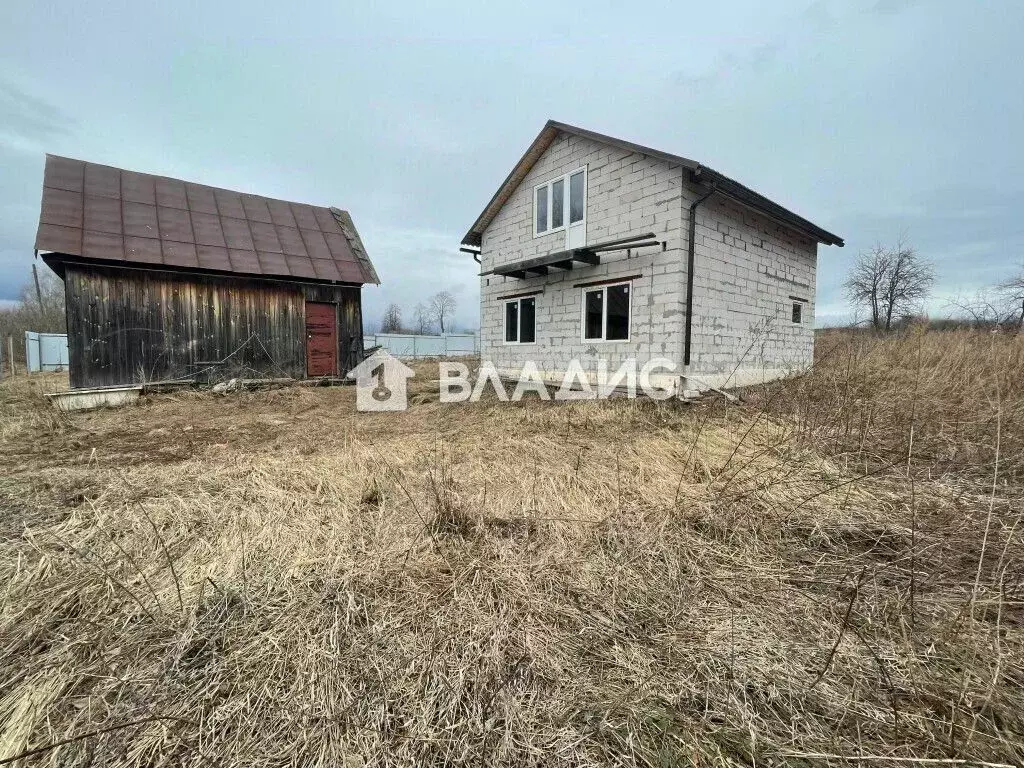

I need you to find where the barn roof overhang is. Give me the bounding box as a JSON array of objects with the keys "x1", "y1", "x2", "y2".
[{"x1": 39, "y1": 251, "x2": 365, "y2": 289}]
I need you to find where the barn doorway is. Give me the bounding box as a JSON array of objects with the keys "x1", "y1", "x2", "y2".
[{"x1": 305, "y1": 302, "x2": 338, "y2": 377}]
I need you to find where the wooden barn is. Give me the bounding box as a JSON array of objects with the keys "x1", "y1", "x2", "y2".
[{"x1": 33, "y1": 155, "x2": 379, "y2": 390}]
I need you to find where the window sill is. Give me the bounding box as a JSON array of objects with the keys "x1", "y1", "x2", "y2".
[{"x1": 533, "y1": 226, "x2": 565, "y2": 239}]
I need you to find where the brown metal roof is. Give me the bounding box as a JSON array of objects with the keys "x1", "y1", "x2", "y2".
[
  {"x1": 461, "y1": 120, "x2": 844, "y2": 248},
  {"x1": 35, "y1": 155, "x2": 380, "y2": 285}
]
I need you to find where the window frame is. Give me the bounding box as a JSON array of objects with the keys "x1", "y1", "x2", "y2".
[
  {"x1": 533, "y1": 167, "x2": 587, "y2": 239},
  {"x1": 791, "y1": 301, "x2": 803, "y2": 325},
  {"x1": 503, "y1": 295, "x2": 538, "y2": 345},
  {"x1": 580, "y1": 280, "x2": 632, "y2": 343}
]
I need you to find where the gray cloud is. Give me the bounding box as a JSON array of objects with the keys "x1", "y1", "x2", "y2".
[
  {"x1": 0, "y1": 76, "x2": 75, "y2": 148},
  {"x1": 0, "y1": 0, "x2": 1021, "y2": 332}
]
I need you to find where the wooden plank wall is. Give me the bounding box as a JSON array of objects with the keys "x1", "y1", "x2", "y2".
[{"x1": 63, "y1": 263, "x2": 363, "y2": 389}]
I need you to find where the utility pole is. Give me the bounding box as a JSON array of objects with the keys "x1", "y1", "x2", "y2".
[{"x1": 32, "y1": 263, "x2": 43, "y2": 311}]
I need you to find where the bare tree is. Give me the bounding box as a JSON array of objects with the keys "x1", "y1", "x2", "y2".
[
  {"x1": 429, "y1": 291, "x2": 456, "y2": 334},
  {"x1": 380, "y1": 303, "x2": 403, "y2": 333},
  {"x1": 0, "y1": 268, "x2": 66, "y2": 362},
  {"x1": 845, "y1": 244, "x2": 888, "y2": 330},
  {"x1": 996, "y1": 268, "x2": 1024, "y2": 329},
  {"x1": 845, "y1": 236, "x2": 934, "y2": 331},
  {"x1": 412, "y1": 302, "x2": 433, "y2": 335}
]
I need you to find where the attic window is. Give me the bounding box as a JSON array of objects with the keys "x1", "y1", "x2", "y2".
[{"x1": 534, "y1": 168, "x2": 586, "y2": 237}]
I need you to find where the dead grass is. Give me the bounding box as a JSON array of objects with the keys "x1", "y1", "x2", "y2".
[{"x1": 0, "y1": 330, "x2": 1022, "y2": 767}]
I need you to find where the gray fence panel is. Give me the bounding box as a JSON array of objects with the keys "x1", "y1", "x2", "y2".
[
  {"x1": 25, "y1": 331, "x2": 70, "y2": 372},
  {"x1": 365, "y1": 333, "x2": 478, "y2": 359}
]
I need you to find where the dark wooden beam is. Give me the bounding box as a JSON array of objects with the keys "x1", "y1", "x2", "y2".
[
  {"x1": 495, "y1": 288, "x2": 544, "y2": 301},
  {"x1": 574, "y1": 273, "x2": 643, "y2": 289}
]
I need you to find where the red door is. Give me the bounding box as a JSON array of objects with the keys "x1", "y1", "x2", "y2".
[{"x1": 305, "y1": 302, "x2": 337, "y2": 377}]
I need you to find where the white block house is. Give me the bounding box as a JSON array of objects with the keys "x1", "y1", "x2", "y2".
[{"x1": 462, "y1": 121, "x2": 844, "y2": 394}]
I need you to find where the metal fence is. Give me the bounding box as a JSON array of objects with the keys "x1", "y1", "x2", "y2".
[
  {"x1": 364, "y1": 332, "x2": 478, "y2": 359},
  {"x1": 25, "y1": 331, "x2": 70, "y2": 372}
]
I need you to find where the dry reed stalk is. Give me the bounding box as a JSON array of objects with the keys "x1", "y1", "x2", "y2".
[{"x1": 0, "y1": 331, "x2": 1021, "y2": 767}]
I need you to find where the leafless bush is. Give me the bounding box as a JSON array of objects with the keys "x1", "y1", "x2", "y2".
[{"x1": 0, "y1": 268, "x2": 65, "y2": 364}]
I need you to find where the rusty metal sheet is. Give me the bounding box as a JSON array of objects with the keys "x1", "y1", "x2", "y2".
[
  {"x1": 84, "y1": 164, "x2": 121, "y2": 198},
  {"x1": 123, "y1": 202, "x2": 159, "y2": 238},
  {"x1": 41, "y1": 188, "x2": 83, "y2": 228},
  {"x1": 289, "y1": 204, "x2": 319, "y2": 230},
  {"x1": 299, "y1": 228, "x2": 331, "y2": 261},
  {"x1": 84, "y1": 196, "x2": 122, "y2": 235},
  {"x1": 286, "y1": 255, "x2": 317, "y2": 279},
  {"x1": 191, "y1": 212, "x2": 227, "y2": 247},
  {"x1": 221, "y1": 217, "x2": 255, "y2": 250},
  {"x1": 36, "y1": 223, "x2": 81, "y2": 253},
  {"x1": 337, "y1": 261, "x2": 366, "y2": 283},
  {"x1": 34, "y1": 154, "x2": 379, "y2": 284},
  {"x1": 196, "y1": 245, "x2": 232, "y2": 271},
  {"x1": 155, "y1": 177, "x2": 188, "y2": 209},
  {"x1": 44, "y1": 156, "x2": 84, "y2": 192},
  {"x1": 229, "y1": 249, "x2": 261, "y2": 273},
  {"x1": 250, "y1": 221, "x2": 283, "y2": 253},
  {"x1": 186, "y1": 184, "x2": 219, "y2": 215},
  {"x1": 323, "y1": 232, "x2": 355, "y2": 261},
  {"x1": 125, "y1": 236, "x2": 163, "y2": 263},
  {"x1": 312, "y1": 258, "x2": 342, "y2": 281},
  {"x1": 266, "y1": 199, "x2": 297, "y2": 228},
  {"x1": 162, "y1": 240, "x2": 199, "y2": 268},
  {"x1": 241, "y1": 194, "x2": 273, "y2": 223},
  {"x1": 214, "y1": 188, "x2": 246, "y2": 219},
  {"x1": 313, "y1": 206, "x2": 343, "y2": 234},
  {"x1": 157, "y1": 206, "x2": 193, "y2": 242},
  {"x1": 121, "y1": 172, "x2": 155, "y2": 204},
  {"x1": 276, "y1": 225, "x2": 306, "y2": 256},
  {"x1": 83, "y1": 231, "x2": 125, "y2": 261},
  {"x1": 258, "y1": 252, "x2": 290, "y2": 275}
]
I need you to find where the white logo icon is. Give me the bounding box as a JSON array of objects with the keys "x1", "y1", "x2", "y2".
[{"x1": 347, "y1": 350, "x2": 415, "y2": 412}]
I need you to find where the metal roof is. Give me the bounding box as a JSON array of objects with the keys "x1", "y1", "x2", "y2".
[
  {"x1": 35, "y1": 155, "x2": 380, "y2": 284},
  {"x1": 461, "y1": 120, "x2": 844, "y2": 248}
]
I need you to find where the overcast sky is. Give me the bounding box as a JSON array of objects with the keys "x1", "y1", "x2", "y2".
[{"x1": 2, "y1": 0, "x2": 1022, "y2": 328}]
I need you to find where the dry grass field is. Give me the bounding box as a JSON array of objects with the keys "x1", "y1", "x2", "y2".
[{"x1": 1, "y1": 328, "x2": 1022, "y2": 767}]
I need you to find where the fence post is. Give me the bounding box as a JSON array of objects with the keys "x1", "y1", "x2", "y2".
[{"x1": 7, "y1": 335, "x2": 15, "y2": 378}]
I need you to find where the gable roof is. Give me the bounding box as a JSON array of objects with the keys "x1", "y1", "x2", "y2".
[
  {"x1": 35, "y1": 155, "x2": 380, "y2": 284},
  {"x1": 461, "y1": 120, "x2": 844, "y2": 248}
]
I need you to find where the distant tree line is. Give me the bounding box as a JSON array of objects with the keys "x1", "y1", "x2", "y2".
[
  {"x1": 376, "y1": 291, "x2": 459, "y2": 335},
  {"x1": 845, "y1": 234, "x2": 1024, "y2": 331},
  {"x1": 0, "y1": 266, "x2": 65, "y2": 364}
]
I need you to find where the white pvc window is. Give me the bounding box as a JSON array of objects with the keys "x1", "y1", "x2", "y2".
[
  {"x1": 504, "y1": 296, "x2": 536, "y2": 344},
  {"x1": 581, "y1": 281, "x2": 631, "y2": 342},
  {"x1": 534, "y1": 168, "x2": 586, "y2": 237}
]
